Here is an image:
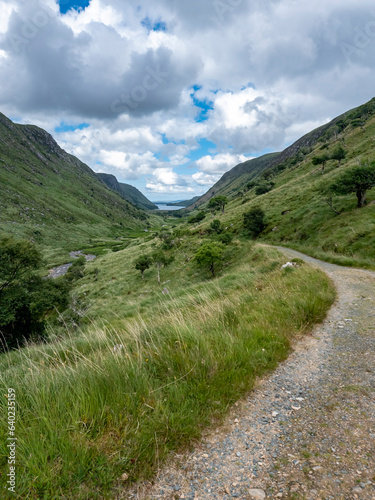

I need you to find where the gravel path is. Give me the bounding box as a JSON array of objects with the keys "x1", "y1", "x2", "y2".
[{"x1": 123, "y1": 248, "x2": 375, "y2": 500}]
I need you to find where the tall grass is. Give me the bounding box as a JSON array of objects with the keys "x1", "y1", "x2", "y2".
[{"x1": 0, "y1": 248, "x2": 335, "y2": 499}]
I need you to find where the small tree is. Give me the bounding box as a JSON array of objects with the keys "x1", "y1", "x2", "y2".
[
  {"x1": 135, "y1": 255, "x2": 152, "y2": 279},
  {"x1": 209, "y1": 219, "x2": 223, "y2": 234},
  {"x1": 243, "y1": 207, "x2": 266, "y2": 238},
  {"x1": 312, "y1": 153, "x2": 330, "y2": 173},
  {"x1": 195, "y1": 242, "x2": 224, "y2": 277},
  {"x1": 329, "y1": 161, "x2": 375, "y2": 208},
  {"x1": 152, "y1": 250, "x2": 174, "y2": 285},
  {"x1": 208, "y1": 196, "x2": 228, "y2": 215},
  {"x1": 331, "y1": 145, "x2": 347, "y2": 167}
]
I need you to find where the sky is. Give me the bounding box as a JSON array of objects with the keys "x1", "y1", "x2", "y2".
[{"x1": 0, "y1": 1, "x2": 375, "y2": 201}]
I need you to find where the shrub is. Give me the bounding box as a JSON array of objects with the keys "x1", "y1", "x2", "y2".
[{"x1": 243, "y1": 207, "x2": 266, "y2": 238}]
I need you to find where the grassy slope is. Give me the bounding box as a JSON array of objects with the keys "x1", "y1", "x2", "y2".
[
  {"x1": 96, "y1": 173, "x2": 158, "y2": 211},
  {"x1": 187, "y1": 100, "x2": 375, "y2": 268},
  {"x1": 0, "y1": 236, "x2": 335, "y2": 499},
  {"x1": 0, "y1": 113, "x2": 157, "y2": 249}
]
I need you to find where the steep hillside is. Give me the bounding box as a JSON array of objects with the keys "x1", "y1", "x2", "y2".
[
  {"x1": 0, "y1": 113, "x2": 153, "y2": 247},
  {"x1": 96, "y1": 173, "x2": 158, "y2": 211},
  {"x1": 186, "y1": 97, "x2": 375, "y2": 267},
  {"x1": 188, "y1": 98, "x2": 375, "y2": 211}
]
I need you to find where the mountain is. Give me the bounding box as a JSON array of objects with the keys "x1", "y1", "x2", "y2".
[
  {"x1": 187, "y1": 98, "x2": 375, "y2": 211},
  {"x1": 0, "y1": 113, "x2": 151, "y2": 247},
  {"x1": 165, "y1": 196, "x2": 201, "y2": 207},
  {"x1": 95, "y1": 173, "x2": 158, "y2": 211}
]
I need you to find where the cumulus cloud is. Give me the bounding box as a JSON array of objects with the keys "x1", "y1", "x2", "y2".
[{"x1": 0, "y1": 0, "x2": 375, "y2": 199}]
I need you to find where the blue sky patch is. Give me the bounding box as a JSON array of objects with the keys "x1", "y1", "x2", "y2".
[
  {"x1": 190, "y1": 86, "x2": 214, "y2": 122},
  {"x1": 58, "y1": 0, "x2": 91, "y2": 15},
  {"x1": 55, "y1": 122, "x2": 90, "y2": 133},
  {"x1": 141, "y1": 17, "x2": 167, "y2": 32},
  {"x1": 188, "y1": 138, "x2": 217, "y2": 162}
]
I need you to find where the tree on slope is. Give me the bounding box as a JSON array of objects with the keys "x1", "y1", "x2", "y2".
[
  {"x1": 208, "y1": 196, "x2": 228, "y2": 215},
  {"x1": 195, "y1": 242, "x2": 224, "y2": 278},
  {"x1": 151, "y1": 250, "x2": 174, "y2": 285},
  {"x1": 135, "y1": 255, "x2": 152, "y2": 279},
  {"x1": 331, "y1": 145, "x2": 347, "y2": 167},
  {"x1": 329, "y1": 161, "x2": 375, "y2": 208},
  {"x1": 243, "y1": 207, "x2": 266, "y2": 238}
]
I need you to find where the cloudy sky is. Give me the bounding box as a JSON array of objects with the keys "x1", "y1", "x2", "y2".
[{"x1": 1, "y1": 0, "x2": 375, "y2": 201}]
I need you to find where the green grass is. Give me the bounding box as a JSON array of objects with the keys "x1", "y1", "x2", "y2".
[{"x1": 0, "y1": 243, "x2": 335, "y2": 499}]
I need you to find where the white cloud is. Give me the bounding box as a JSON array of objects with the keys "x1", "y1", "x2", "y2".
[
  {"x1": 195, "y1": 153, "x2": 250, "y2": 175},
  {"x1": 1, "y1": 0, "x2": 375, "y2": 197}
]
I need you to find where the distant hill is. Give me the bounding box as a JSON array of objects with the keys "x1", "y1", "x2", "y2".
[
  {"x1": 0, "y1": 113, "x2": 151, "y2": 246},
  {"x1": 165, "y1": 196, "x2": 200, "y2": 207},
  {"x1": 96, "y1": 173, "x2": 158, "y2": 211},
  {"x1": 187, "y1": 98, "x2": 375, "y2": 211}
]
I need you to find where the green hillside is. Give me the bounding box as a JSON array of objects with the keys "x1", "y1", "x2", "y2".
[
  {"x1": 96, "y1": 172, "x2": 158, "y2": 210},
  {"x1": 188, "y1": 98, "x2": 375, "y2": 211},
  {"x1": 0, "y1": 113, "x2": 154, "y2": 249},
  {"x1": 186, "y1": 98, "x2": 375, "y2": 267}
]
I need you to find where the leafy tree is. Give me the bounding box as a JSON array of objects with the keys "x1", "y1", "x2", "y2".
[
  {"x1": 0, "y1": 236, "x2": 42, "y2": 293},
  {"x1": 194, "y1": 242, "x2": 225, "y2": 277},
  {"x1": 208, "y1": 196, "x2": 228, "y2": 215},
  {"x1": 209, "y1": 219, "x2": 223, "y2": 234},
  {"x1": 329, "y1": 161, "x2": 375, "y2": 208},
  {"x1": 331, "y1": 145, "x2": 347, "y2": 167},
  {"x1": 312, "y1": 153, "x2": 330, "y2": 173},
  {"x1": 152, "y1": 250, "x2": 174, "y2": 284},
  {"x1": 0, "y1": 236, "x2": 70, "y2": 350},
  {"x1": 243, "y1": 207, "x2": 266, "y2": 238},
  {"x1": 135, "y1": 255, "x2": 152, "y2": 279}
]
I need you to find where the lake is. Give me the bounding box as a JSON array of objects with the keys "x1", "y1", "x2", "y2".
[{"x1": 155, "y1": 205, "x2": 184, "y2": 211}]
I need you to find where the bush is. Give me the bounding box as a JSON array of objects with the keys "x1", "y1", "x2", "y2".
[
  {"x1": 243, "y1": 207, "x2": 266, "y2": 238},
  {"x1": 218, "y1": 233, "x2": 233, "y2": 245},
  {"x1": 255, "y1": 182, "x2": 274, "y2": 196},
  {"x1": 209, "y1": 219, "x2": 223, "y2": 234}
]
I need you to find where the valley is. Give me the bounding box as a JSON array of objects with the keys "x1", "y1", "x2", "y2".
[{"x1": 0, "y1": 98, "x2": 374, "y2": 499}]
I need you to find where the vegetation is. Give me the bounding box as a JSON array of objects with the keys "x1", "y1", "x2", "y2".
[
  {"x1": 134, "y1": 254, "x2": 152, "y2": 279},
  {"x1": 0, "y1": 242, "x2": 335, "y2": 499},
  {"x1": 188, "y1": 211, "x2": 206, "y2": 224},
  {"x1": 208, "y1": 196, "x2": 228, "y2": 215},
  {"x1": 330, "y1": 145, "x2": 347, "y2": 167},
  {"x1": 0, "y1": 236, "x2": 72, "y2": 350},
  {"x1": 329, "y1": 161, "x2": 375, "y2": 208},
  {"x1": 194, "y1": 241, "x2": 225, "y2": 277},
  {"x1": 243, "y1": 207, "x2": 266, "y2": 238}
]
